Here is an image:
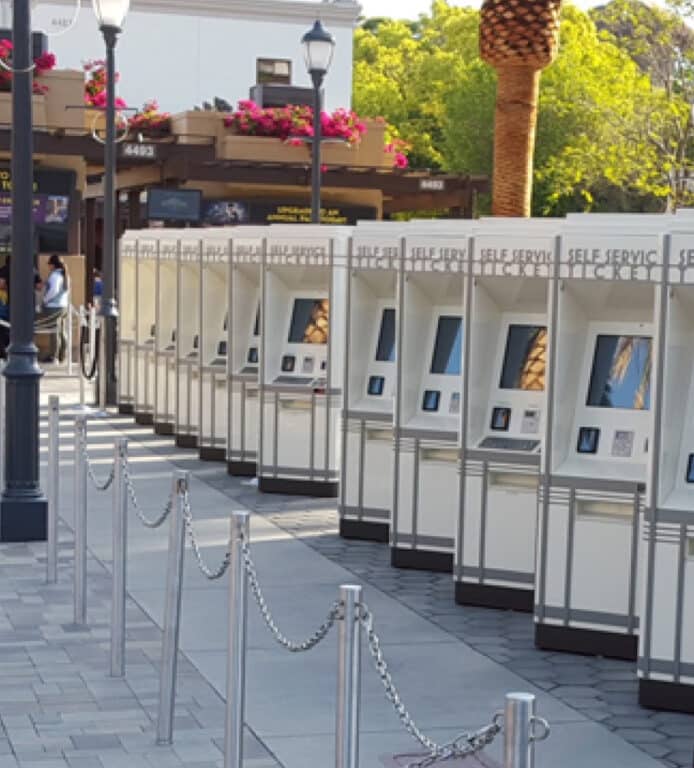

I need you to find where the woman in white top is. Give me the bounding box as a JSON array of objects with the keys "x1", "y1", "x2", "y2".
[{"x1": 36, "y1": 254, "x2": 69, "y2": 363}]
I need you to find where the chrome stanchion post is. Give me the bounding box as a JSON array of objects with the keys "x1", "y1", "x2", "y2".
[
  {"x1": 335, "y1": 585, "x2": 362, "y2": 768},
  {"x1": 73, "y1": 414, "x2": 88, "y2": 626},
  {"x1": 46, "y1": 395, "x2": 60, "y2": 584},
  {"x1": 156, "y1": 470, "x2": 188, "y2": 746},
  {"x1": 224, "y1": 511, "x2": 249, "y2": 768},
  {"x1": 504, "y1": 693, "x2": 540, "y2": 768},
  {"x1": 110, "y1": 437, "x2": 128, "y2": 678}
]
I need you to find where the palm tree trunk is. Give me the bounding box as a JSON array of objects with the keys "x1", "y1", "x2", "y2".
[{"x1": 491, "y1": 65, "x2": 541, "y2": 217}]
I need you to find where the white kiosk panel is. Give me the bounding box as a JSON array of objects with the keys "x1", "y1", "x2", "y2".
[
  {"x1": 340, "y1": 232, "x2": 401, "y2": 541},
  {"x1": 536, "y1": 226, "x2": 664, "y2": 661},
  {"x1": 133, "y1": 234, "x2": 158, "y2": 424},
  {"x1": 118, "y1": 232, "x2": 137, "y2": 413},
  {"x1": 153, "y1": 231, "x2": 179, "y2": 435}
]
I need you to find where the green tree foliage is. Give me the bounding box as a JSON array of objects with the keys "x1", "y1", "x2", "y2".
[{"x1": 353, "y1": 0, "x2": 694, "y2": 214}]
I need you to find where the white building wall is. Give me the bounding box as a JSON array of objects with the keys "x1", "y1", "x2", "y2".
[{"x1": 26, "y1": 0, "x2": 359, "y2": 113}]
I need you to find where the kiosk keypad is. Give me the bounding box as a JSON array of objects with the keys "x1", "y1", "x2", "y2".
[{"x1": 479, "y1": 436, "x2": 540, "y2": 452}]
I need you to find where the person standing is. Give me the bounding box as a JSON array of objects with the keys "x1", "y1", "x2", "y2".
[{"x1": 36, "y1": 254, "x2": 69, "y2": 364}]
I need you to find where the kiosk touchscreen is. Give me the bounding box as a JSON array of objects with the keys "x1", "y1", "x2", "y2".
[
  {"x1": 258, "y1": 225, "x2": 349, "y2": 496},
  {"x1": 456, "y1": 221, "x2": 556, "y2": 610},
  {"x1": 198, "y1": 233, "x2": 231, "y2": 461},
  {"x1": 638, "y1": 230, "x2": 694, "y2": 713},
  {"x1": 227, "y1": 229, "x2": 265, "y2": 476},
  {"x1": 340, "y1": 225, "x2": 402, "y2": 542},
  {"x1": 133, "y1": 233, "x2": 158, "y2": 425},
  {"x1": 391, "y1": 227, "x2": 470, "y2": 571},
  {"x1": 153, "y1": 231, "x2": 179, "y2": 435},
  {"x1": 118, "y1": 231, "x2": 137, "y2": 414},
  {"x1": 174, "y1": 235, "x2": 202, "y2": 448},
  {"x1": 535, "y1": 222, "x2": 664, "y2": 660}
]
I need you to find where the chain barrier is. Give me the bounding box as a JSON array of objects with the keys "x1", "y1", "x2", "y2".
[
  {"x1": 122, "y1": 460, "x2": 174, "y2": 529},
  {"x1": 240, "y1": 532, "x2": 341, "y2": 652},
  {"x1": 80, "y1": 438, "x2": 116, "y2": 492},
  {"x1": 181, "y1": 489, "x2": 231, "y2": 580},
  {"x1": 359, "y1": 602, "x2": 502, "y2": 767}
]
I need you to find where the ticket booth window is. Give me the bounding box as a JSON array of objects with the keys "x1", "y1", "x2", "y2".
[
  {"x1": 257, "y1": 58, "x2": 292, "y2": 85},
  {"x1": 586, "y1": 335, "x2": 652, "y2": 410}
]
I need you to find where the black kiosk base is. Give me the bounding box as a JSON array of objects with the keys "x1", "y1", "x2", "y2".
[
  {"x1": 339, "y1": 518, "x2": 389, "y2": 543},
  {"x1": 535, "y1": 623, "x2": 638, "y2": 661}
]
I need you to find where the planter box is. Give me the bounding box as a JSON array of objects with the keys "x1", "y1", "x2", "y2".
[
  {"x1": 218, "y1": 119, "x2": 392, "y2": 168},
  {"x1": 0, "y1": 91, "x2": 47, "y2": 128},
  {"x1": 170, "y1": 110, "x2": 228, "y2": 145},
  {"x1": 36, "y1": 69, "x2": 84, "y2": 131}
]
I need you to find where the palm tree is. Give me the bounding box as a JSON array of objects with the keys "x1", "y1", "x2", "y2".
[{"x1": 479, "y1": 0, "x2": 562, "y2": 216}]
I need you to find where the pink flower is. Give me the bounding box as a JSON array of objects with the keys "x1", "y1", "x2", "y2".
[{"x1": 394, "y1": 152, "x2": 408, "y2": 169}]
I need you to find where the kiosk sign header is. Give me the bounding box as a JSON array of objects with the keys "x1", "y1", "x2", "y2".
[
  {"x1": 179, "y1": 239, "x2": 201, "y2": 263},
  {"x1": 159, "y1": 238, "x2": 178, "y2": 262},
  {"x1": 232, "y1": 238, "x2": 263, "y2": 265},
  {"x1": 203, "y1": 241, "x2": 229, "y2": 264},
  {"x1": 137, "y1": 238, "x2": 157, "y2": 261},
  {"x1": 668, "y1": 234, "x2": 694, "y2": 284},
  {"x1": 474, "y1": 235, "x2": 554, "y2": 278},
  {"x1": 403, "y1": 237, "x2": 467, "y2": 274},
  {"x1": 560, "y1": 234, "x2": 663, "y2": 282},
  {"x1": 265, "y1": 238, "x2": 332, "y2": 268},
  {"x1": 351, "y1": 238, "x2": 400, "y2": 271}
]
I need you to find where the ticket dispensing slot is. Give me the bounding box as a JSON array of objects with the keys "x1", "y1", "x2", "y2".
[
  {"x1": 457, "y1": 240, "x2": 552, "y2": 611},
  {"x1": 199, "y1": 238, "x2": 230, "y2": 462},
  {"x1": 392, "y1": 229, "x2": 470, "y2": 573},
  {"x1": 133, "y1": 236, "x2": 158, "y2": 425},
  {"x1": 175, "y1": 238, "x2": 202, "y2": 448},
  {"x1": 535, "y1": 224, "x2": 663, "y2": 661},
  {"x1": 154, "y1": 236, "x2": 179, "y2": 435},
  {"x1": 638, "y1": 233, "x2": 694, "y2": 713},
  {"x1": 341, "y1": 237, "x2": 400, "y2": 542},
  {"x1": 226, "y1": 230, "x2": 264, "y2": 476},
  {"x1": 259, "y1": 226, "x2": 348, "y2": 497},
  {"x1": 118, "y1": 233, "x2": 137, "y2": 414}
]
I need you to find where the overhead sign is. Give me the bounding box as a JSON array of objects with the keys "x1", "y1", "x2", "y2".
[{"x1": 147, "y1": 188, "x2": 202, "y2": 223}]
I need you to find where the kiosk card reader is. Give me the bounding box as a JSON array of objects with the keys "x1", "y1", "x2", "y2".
[
  {"x1": 340, "y1": 225, "x2": 402, "y2": 542},
  {"x1": 456, "y1": 220, "x2": 556, "y2": 610},
  {"x1": 133, "y1": 234, "x2": 158, "y2": 425},
  {"x1": 175, "y1": 235, "x2": 202, "y2": 448},
  {"x1": 535, "y1": 221, "x2": 664, "y2": 660},
  {"x1": 118, "y1": 231, "x2": 137, "y2": 414},
  {"x1": 227, "y1": 229, "x2": 265, "y2": 476},
  {"x1": 258, "y1": 225, "x2": 349, "y2": 496},
  {"x1": 391, "y1": 225, "x2": 471, "y2": 571},
  {"x1": 198, "y1": 234, "x2": 231, "y2": 461},
  {"x1": 153, "y1": 231, "x2": 179, "y2": 436},
  {"x1": 638, "y1": 230, "x2": 694, "y2": 713}
]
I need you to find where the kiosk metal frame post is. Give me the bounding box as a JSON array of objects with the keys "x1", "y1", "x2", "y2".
[
  {"x1": 153, "y1": 232, "x2": 179, "y2": 435},
  {"x1": 117, "y1": 233, "x2": 137, "y2": 414},
  {"x1": 133, "y1": 235, "x2": 158, "y2": 426}
]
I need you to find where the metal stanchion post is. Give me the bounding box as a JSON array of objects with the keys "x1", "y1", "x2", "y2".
[
  {"x1": 504, "y1": 693, "x2": 536, "y2": 768},
  {"x1": 98, "y1": 317, "x2": 107, "y2": 411},
  {"x1": 73, "y1": 415, "x2": 88, "y2": 625},
  {"x1": 156, "y1": 470, "x2": 188, "y2": 746},
  {"x1": 224, "y1": 511, "x2": 249, "y2": 768},
  {"x1": 335, "y1": 585, "x2": 362, "y2": 768},
  {"x1": 0, "y1": 360, "x2": 5, "y2": 498},
  {"x1": 110, "y1": 437, "x2": 128, "y2": 678},
  {"x1": 46, "y1": 396, "x2": 60, "y2": 584},
  {"x1": 67, "y1": 303, "x2": 74, "y2": 377}
]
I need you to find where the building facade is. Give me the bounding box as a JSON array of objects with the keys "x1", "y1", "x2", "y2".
[{"x1": 27, "y1": 0, "x2": 360, "y2": 113}]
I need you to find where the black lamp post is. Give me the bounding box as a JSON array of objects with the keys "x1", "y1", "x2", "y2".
[
  {"x1": 0, "y1": 0, "x2": 47, "y2": 541},
  {"x1": 301, "y1": 19, "x2": 335, "y2": 224},
  {"x1": 93, "y1": 0, "x2": 129, "y2": 406}
]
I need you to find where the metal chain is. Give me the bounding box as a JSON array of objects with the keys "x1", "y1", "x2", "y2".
[
  {"x1": 122, "y1": 460, "x2": 173, "y2": 529},
  {"x1": 181, "y1": 489, "x2": 231, "y2": 580},
  {"x1": 240, "y1": 535, "x2": 341, "y2": 652},
  {"x1": 359, "y1": 602, "x2": 502, "y2": 766},
  {"x1": 80, "y1": 440, "x2": 115, "y2": 492}
]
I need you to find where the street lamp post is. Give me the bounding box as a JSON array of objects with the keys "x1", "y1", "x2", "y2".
[
  {"x1": 0, "y1": 0, "x2": 47, "y2": 541},
  {"x1": 93, "y1": 0, "x2": 129, "y2": 406},
  {"x1": 301, "y1": 20, "x2": 335, "y2": 224}
]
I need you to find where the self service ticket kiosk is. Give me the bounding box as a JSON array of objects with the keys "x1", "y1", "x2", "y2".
[
  {"x1": 391, "y1": 226, "x2": 470, "y2": 571},
  {"x1": 340, "y1": 224, "x2": 402, "y2": 542},
  {"x1": 456, "y1": 220, "x2": 557, "y2": 610},
  {"x1": 153, "y1": 231, "x2": 180, "y2": 436},
  {"x1": 118, "y1": 231, "x2": 137, "y2": 414},
  {"x1": 175, "y1": 235, "x2": 202, "y2": 448},
  {"x1": 226, "y1": 229, "x2": 265, "y2": 476},
  {"x1": 535, "y1": 221, "x2": 664, "y2": 660},
  {"x1": 133, "y1": 233, "x2": 158, "y2": 425},
  {"x1": 638, "y1": 230, "x2": 694, "y2": 713},
  {"x1": 258, "y1": 225, "x2": 349, "y2": 496},
  {"x1": 198, "y1": 234, "x2": 230, "y2": 461}
]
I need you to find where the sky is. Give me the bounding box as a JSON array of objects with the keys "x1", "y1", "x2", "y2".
[{"x1": 359, "y1": 0, "x2": 596, "y2": 19}]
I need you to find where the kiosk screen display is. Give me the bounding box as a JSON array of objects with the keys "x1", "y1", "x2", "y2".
[
  {"x1": 577, "y1": 427, "x2": 600, "y2": 454},
  {"x1": 253, "y1": 306, "x2": 260, "y2": 337},
  {"x1": 288, "y1": 299, "x2": 329, "y2": 344},
  {"x1": 500, "y1": 325, "x2": 547, "y2": 391},
  {"x1": 375, "y1": 309, "x2": 396, "y2": 362},
  {"x1": 686, "y1": 454, "x2": 694, "y2": 483},
  {"x1": 368, "y1": 376, "x2": 385, "y2": 396},
  {"x1": 430, "y1": 316, "x2": 462, "y2": 375},
  {"x1": 586, "y1": 335, "x2": 652, "y2": 410}
]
